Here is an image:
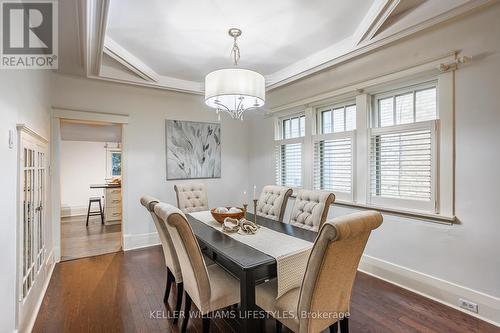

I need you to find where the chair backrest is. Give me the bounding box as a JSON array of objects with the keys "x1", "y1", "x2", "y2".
[
  {"x1": 154, "y1": 202, "x2": 211, "y2": 312},
  {"x1": 174, "y1": 182, "x2": 209, "y2": 213},
  {"x1": 140, "y1": 196, "x2": 182, "y2": 282},
  {"x1": 256, "y1": 185, "x2": 293, "y2": 221},
  {"x1": 288, "y1": 189, "x2": 335, "y2": 231},
  {"x1": 297, "y1": 211, "x2": 383, "y2": 333}
]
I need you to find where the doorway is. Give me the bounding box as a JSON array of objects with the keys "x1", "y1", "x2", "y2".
[{"x1": 59, "y1": 119, "x2": 123, "y2": 261}]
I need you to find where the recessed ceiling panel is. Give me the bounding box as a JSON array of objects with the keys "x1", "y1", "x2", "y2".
[{"x1": 106, "y1": 0, "x2": 374, "y2": 81}]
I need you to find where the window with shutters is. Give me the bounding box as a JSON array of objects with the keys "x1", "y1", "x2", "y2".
[
  {"x1": 370, "y1": 84, "x2": 438, "y2": 212},
  {"x1": 276, "y1": 114, "x2": 305, "y2": 188},
  {"x1": 313, "y1": 103, "x2": 356, "y2": 200}
]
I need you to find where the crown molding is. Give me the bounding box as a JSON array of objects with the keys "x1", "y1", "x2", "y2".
[{"x1": 104, "y1": 37, "x2": 160, "y2": 82}]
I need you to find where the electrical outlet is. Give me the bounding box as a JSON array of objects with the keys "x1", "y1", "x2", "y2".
[{"x1": 459, "y1": 298, "x2": 478, "y2": 313}]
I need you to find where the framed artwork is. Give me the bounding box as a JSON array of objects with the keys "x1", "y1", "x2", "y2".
[{"x1": 165, "y1": 120, "x2": 221, "y2": 179}]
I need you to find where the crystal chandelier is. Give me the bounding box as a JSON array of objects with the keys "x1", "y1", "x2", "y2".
[{"x1": 205, "y1": 28, "x2": 265, "y2": 120}]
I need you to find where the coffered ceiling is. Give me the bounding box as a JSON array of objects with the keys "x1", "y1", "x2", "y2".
[{"x1": 58, "y1": 0, "x2": 494, "y2": 94}]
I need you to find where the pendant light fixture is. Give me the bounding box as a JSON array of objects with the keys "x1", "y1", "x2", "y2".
[{"x1": 204, "y1": 28, "x2": 265, "y2": 120}]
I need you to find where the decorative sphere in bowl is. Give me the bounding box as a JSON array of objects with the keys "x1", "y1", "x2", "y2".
[{"x1": 210, "y1": 207, "x2": 245, "y2": 224}]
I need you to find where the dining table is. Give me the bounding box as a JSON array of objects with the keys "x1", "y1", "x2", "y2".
[{"x1": 186, "y1": 211, "x2": 318, "y2": 333}]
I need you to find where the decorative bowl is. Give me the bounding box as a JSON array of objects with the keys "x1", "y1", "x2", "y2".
[{"x1": 210, "y1": 207, "x2": 245, "y2": 224}]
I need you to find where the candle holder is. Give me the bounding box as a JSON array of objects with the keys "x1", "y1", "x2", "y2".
[
  {"x1": 243, "y1": 203, "x2": 248, "y2": 218},
  {"x1": 253, "y1": 199, "x2": 258, "y2": 224}
]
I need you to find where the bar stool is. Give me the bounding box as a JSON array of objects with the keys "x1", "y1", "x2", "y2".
[{"x1": 86, "y1": 196, "x2": 104, "y2": 226}]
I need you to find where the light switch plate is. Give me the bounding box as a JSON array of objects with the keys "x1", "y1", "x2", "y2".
[{"x1": 8, "y1": 129, "x2": 15, "y2": 149}]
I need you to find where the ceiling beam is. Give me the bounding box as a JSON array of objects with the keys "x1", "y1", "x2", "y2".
[
  {"x1": 353, "y1": 0, "x2": 400, "y2": 46},
  {"x1": 104, "y1": 37, "x2": 160, "y2": 83}
]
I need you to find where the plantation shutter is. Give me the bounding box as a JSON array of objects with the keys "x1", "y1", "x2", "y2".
[
  {"x1": 313, "y1": 135, "x2": 353, "y2": 195},
  {"x1": 276, "y1": 142, "x2": 302, "y2": 188},
  {"x1": 369, "y1": 120, "x2": 437, "y2": 211}
]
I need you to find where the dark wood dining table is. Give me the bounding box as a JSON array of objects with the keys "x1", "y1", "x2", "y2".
[{"x1": 186, "y1": 212, "x2": 318, "y2": 333}]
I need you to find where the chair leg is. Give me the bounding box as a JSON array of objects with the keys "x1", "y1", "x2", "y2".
[
  {"x1": 276, "y1": 320, "x2": 282, "y2": 333},
  {"x1": 330, "y1": 321, "x2": 339, "y2": 333},
  {"x1": 173, "y1": 282, "x2": 184, "y2": 324},
  {"x1": 339, "y1": 317, "x2": 349, "y2": 333},
  {"x1": 164, "y1": 269, "x2": 173, "y2": 303},
  {"x1": 181, "y1": 291, "x2": 192, "y2": 332},
  {"x1": 98, "y1": 199, "x2": 104, "y2": 225},
  {"x1": 202, "y1": 315, "x2": 210, "y2": 333},
  {"x1": 174, "y1": 282, "x2": 187, "y2": 324},
  {"x1": 86, "y1": 200, "x2": 91, "y2": 226}
]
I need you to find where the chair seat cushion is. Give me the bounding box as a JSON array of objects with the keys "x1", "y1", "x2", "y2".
[
  {"x1": 205, "y1": 264, "x2": 240, "y2": 314},
  {"x1": 256, "y1": 279, "x2": 300, "y2": 332}
]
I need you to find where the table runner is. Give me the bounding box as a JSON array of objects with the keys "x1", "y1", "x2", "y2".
[{"x1": 189, "y1": 211, "x2": 313, "y2": 299}]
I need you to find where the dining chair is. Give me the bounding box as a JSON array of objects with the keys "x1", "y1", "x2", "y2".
[
  {"x1": 288, "y1": 189, "x2": 335, "y2": 231},
  {"x1": 256, "y1": 185, "x2": 293, "y2": 221},
  {"x1": 256, "y1": 211, "x2": 383, "y2": 333},
  {"x1": 154, "y1": 202, "x2": 240, "y2": 333},
  {"x1": 174, "y1": 182, "x2": 209, "y2": 213},
  {"x1": 140, "y1": 196, "x2": 184, "y2": 323}
]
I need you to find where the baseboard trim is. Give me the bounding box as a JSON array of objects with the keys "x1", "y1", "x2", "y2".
[
  {"x1": 21, "y1": 250, "x2": 56, "y2": 333},
  {"x1": 359, "y1": 254, "x2": 500, "y2": 327},
  {"x1": 61, "y1": 205, "x2": 88, "y2": 218},
  {"x1": 123, "y1": 232, "x2": 160, "y2": 251}
]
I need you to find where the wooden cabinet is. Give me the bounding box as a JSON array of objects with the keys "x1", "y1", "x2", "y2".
[{"x1": 104, "y1": 187, "x2": 122, "y2": 224}]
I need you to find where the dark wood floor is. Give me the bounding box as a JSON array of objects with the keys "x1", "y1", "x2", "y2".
[{"x1": 33, "y1": 246, "x2": 499, "y2": 333}]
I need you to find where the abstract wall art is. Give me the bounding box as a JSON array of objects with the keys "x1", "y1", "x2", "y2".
[{"x1": 165, "y1": 120, "x2": 221, "y2": 179}]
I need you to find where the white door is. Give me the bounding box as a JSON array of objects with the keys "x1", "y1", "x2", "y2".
[{"x1": 17, "y1": 127, "x2": 49, "y2": 331}]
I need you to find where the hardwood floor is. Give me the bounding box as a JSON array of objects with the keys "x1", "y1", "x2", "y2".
[
  {"x1": 33, "y1": 246, "x2": 499, "y2": 333},
  {"x1": 61, "y1": 215, "x2": 122, "y2": 261}
]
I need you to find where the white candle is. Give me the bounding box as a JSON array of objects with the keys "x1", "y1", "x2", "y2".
[
  {"x1": 253, "y1": 185, "x2": 257, "y2": 200},
  {"x1": 243, "y1": 190, "x2": 247, "y2": 204}
]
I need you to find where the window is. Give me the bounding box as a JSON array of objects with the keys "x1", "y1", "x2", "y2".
[
  {"x1": 376, "y1": 87, "x2": 437, "y2": 127},
  {"x1": 272, "y1": 68, "x2": 454, "y2": 221},
  {"x1": 370, "y1": 84, "x2": 438, "y2": 211},
  {"x1": 314, "y1": 104, "x2": 356, "y2": 199},
  {"x1": 106, "y1": 148, "x2": 122, "y2": 178},
  {"x1": 321, "y1": 104, "x2": 356, "y2": 134},
  {"x1": 282, "y1": 115, "x2": 305, "y2": 138},
  {"x1": 276, "y1": 114, "x2": 305, "y2": 188}
]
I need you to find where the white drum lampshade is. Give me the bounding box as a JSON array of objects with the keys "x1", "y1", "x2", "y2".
[{"x1": 205, "y1": 68, "x2": 265, "y2": 119}]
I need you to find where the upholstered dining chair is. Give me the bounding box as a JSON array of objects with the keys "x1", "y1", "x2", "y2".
[
  {"x1": 154, "y1": 203, "x2": 240, "y2": 333},
  {"x1": 140, "y1": 196, "x2": 184, "y2": 323},
  {"x1": 174, "y1": 182, "x2": 209, "y2": 213},
  {"x1": 256, "y1": 211, "x2": 383, "y2": 333},
  {"x1": 288, "y1": 189, "x2": 335, "y2": 231},
  {"x1": 256, "y1": 185, "x2": 293, "y2": 221}
]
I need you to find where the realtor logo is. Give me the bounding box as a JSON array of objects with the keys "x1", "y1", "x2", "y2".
[{"x1": 1, "y1": 0, "x2": 58, "y2": 69}]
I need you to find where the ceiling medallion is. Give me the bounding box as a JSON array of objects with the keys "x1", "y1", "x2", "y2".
[{"x1": 205, "y1": 28, "x2": 265, "y2": 121}]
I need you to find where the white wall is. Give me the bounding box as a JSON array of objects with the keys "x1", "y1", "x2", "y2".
[
  {"x1": 60, "y1": 141, "x2": 108, "y2": 216},
  {"x1": 0, "y1": 70, "x2": 52, "y2": 333},
  {"x1": 247, "y1": 3, "x2": 500, "y2": 324},
  {"x1": 52, "y1": 75, "x2": 250, "y2": 249}
]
